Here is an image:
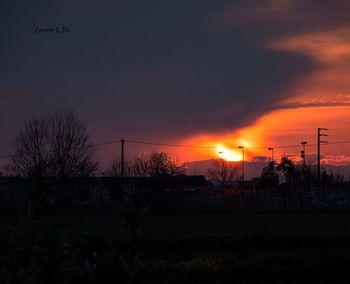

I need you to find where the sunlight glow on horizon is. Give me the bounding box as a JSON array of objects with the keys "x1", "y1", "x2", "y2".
[
  {"x1": 178, "y1": 105, "x2": 350, "y2": 165},
  {"x1": 216, "y1": 144, "x2": 242, "y2": 161}
]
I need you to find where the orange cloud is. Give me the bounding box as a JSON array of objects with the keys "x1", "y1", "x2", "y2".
[
  {"x1": 159, "y1": 1, "x2": 350, "y2": 166},
  {"x1": 183, "y1": 1, "x2": 350, "y2": 165},
  {"x1": 179, "y1": 105, "x2": 350, "y2": 164}
]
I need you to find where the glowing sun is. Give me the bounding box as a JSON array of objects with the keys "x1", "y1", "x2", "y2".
[{"x1": 216, "y1": 144, "x2": 242, "y2": 161}]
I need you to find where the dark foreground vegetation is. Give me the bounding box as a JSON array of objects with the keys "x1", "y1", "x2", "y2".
[{"x1": 2, "y1": 213, "x2": 350, "y2": 283}]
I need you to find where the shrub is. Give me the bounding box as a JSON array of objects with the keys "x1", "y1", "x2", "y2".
[{"x1": 181, "y1": 256, "x2": 224, "y2": 282}]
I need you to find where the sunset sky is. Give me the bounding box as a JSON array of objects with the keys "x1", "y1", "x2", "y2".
[{"x1": 1, "y1": 0, "x2": 350, "y2": 168}]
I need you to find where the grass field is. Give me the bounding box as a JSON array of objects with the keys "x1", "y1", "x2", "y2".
[
  {"x1": 3, "y1": 213, "x2": 350, "y2": 242},
  {"x1": 3, "y1": 213, "x2": 350, "y2": 283}
]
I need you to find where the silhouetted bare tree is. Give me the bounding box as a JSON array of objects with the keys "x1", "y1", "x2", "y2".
[
  {"x1": 12, "y1": 110, "x2": 98, "y2": 178},
  {"x1": 131, "y1": 157, "x2": 151, "y2": 177},
  {"x1": 106, "y1": 159, "x2": 133, "y2": 177},
  {"x1": 148, "y1": 151, "x2": 179, "y2": 177},
  {"x1": 12, "y1": 117, "x2": 48, "y2": 178},
  {"x1": 46, "y1": 111, "x2": 97, "y2": 178},
  {"x1": 11, "y1": 110, "x2": 98, "y2": 217},
  {"x1": 207, "y1": 159, "x2": 238, "y2": 193},
  {"x1": 106, "y1": 152, "x2": 183, "y2": 178}
]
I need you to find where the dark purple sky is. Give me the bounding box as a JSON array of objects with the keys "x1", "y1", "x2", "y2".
[{"x1": 2, "y1": 0, "x2": 350, "y2": 165}]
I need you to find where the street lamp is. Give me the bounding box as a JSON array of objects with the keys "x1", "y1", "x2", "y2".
[
  {"x1": 301, "y1": 141, "x2": 307, "y2": 167},
  {"x1": 238, "y1": 146, "x2": 245, "y2": 182},
  {"x1": 218, "y1": 151, "x2": 225, "y2": 195},
  {"x1": 268, "y1": 147, "x2": 274, "y2": 162},
  {"x1": 218, "y1": 151, "x2": 224, "y2": 167}
]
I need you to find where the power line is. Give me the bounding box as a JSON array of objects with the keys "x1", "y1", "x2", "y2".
[
  {"x1": 2, "y1": 136, "x2": 350, "y2": 159},
  {"x1": 126, "y1": 139, "x2": 217, "y2": 149},
  {"x1": 126, "y1": 139, "x2": 320, "y2": 150},
  {"x1": 91, "y1": 139, "x2": 122, "y2": 147},
  {"x1": 324, "y1": 140, "x2": 350, "y2": 145}
]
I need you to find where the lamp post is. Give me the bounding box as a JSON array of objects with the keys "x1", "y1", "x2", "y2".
[
  {"x1": 301, "y1": 141, "x2": 307, "y2": 168},
  {"x1": 238, "y1": 146, "x2": 245, "y2": 182},
  {"x1": 218, "y1": 151, "x2": 225, "y2": 195},
  {"x1": 218, "y1": 151, "x2": 224, "y2": 170},
  {"x1": 268, "y1": 147, "x2": 274, "y2": 162},
  {"x1": 300, "y1": 141, "x2": 307, "y2": 212}
]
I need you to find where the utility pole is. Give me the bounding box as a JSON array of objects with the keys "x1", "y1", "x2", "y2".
[
  {"x1": 121, "y1": 138, "x2": 125, "y2": 179},
  {"x1": 238, "y1": 146, "x2": 245, "y2": 182},
  {"x1": 317, "y1": 128, "x2": 329, "y2": 184},
  {"x1": 300, "y1": 141, "x2": 307, "y2": 212}
]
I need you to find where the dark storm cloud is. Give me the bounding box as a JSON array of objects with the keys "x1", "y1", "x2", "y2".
[
  {"x1": 217, "y1": 0, "x2": 350, "y2": 38},
  {"x1": 0, "y1": 0, "x2": 346, "y2": 155}
]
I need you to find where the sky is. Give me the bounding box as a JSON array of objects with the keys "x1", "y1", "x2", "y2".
[{"x1": 1, "y1": 0, "x2": 350, "y2": 168}]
